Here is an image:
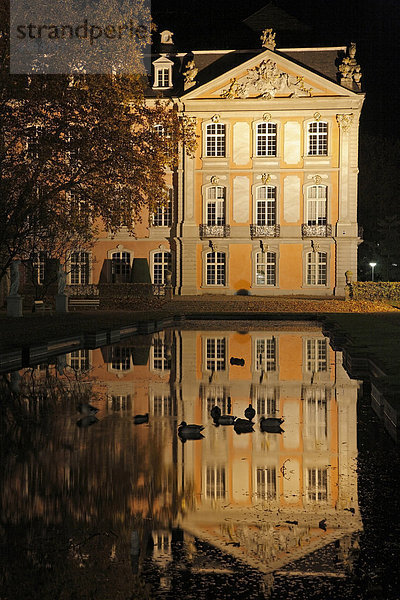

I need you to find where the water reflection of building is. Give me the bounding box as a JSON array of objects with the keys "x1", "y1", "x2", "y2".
[{"x1": 6, "y1": 322, "x2": 361, "y2": 590}]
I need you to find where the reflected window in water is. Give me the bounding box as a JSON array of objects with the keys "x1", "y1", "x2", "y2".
[
  {"x1": 256, "y1": 466, "x2": 277, "y2": 501},
  {"x1": 303, "y1": 387, "x2": 329, "y2": 444},
  {"x1": 255, "y1": 337, "x2": 276, "y2": 372},
  {"x1": 250, "y1": 383, "x2": 279, "y2": 415},
  {"x1": 206, "y1": 466, "x2": 226, "y2": 499},
  {"x1": 108, "y1": 394, "x2": 132, "y2": 412},
  {"x1": 151, "y1": 337, "x2": 171, "y2": 372},
  {"x1": 152, "y1": 393, "x2": 173, "y2": 416},
  {"x1": 67, "y1": 349, "x2": 90, "y2": 372},
  {"x1": 306, "y1": 467, "x2": 328, "y2": 502},
  {"x1": 206, "y1": 338, "x2": 226, "y2": 371},
  {"x1": 201, "y1": 384, "x2": 230, "y2": 416},
  {"x1": 111, "y1": 346, "x2": 132, "y2": 371},
  {"x1": 306, "y1": 338, "x2": 328, "y2": 372}
]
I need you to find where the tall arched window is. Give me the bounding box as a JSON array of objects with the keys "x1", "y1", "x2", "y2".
[
  {"x1": 256, "y1": 186, "x2": 276, "y2": 226},
  {"x1": 307, "y1": 121, "x2": 328, "y2": 155},
  {"x1": 70, "y1": 251, "x2": 90, "y2": 285},
  {"x1": 256, "y1": 251, "x2": 276, "y2": 286},
  {"x1": 206, "y1": 251, "x2": 226, "y2": 285},
  {"x1": 206, "y1": 186, "x2": 225, "y2": 225},
  {"x1": 256, "y1": 122, "x2": 277, "y2": 156},
  {"x1": 307, "y1": 251, "x2": 327, "y2": 285},
  {"x1": 306, "y1": 185, "x2": 327, "y2": 225},
  {"x1": 205, "y1": 124, "x2": 226, "y2": 157},
  {"x1": 152, "y1": 251, "x2": 172, "y2": 285},
  {"x1": 111, "y1": 251, "x2": 131, "y2": 282}
]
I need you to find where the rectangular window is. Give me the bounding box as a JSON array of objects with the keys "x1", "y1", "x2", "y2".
[
  {"x1": 256, "y1": 338, "x2": 276, "y2": 372},
  {"x1": 153, "y1": 201, "x2": 172, "y2": 227},
  {"x1": 111, "y1": 346, "x2": 131, "y2": 371},
  {"x1": 307, "y1": 252, "x2": 327, "y2": 285},
  {"x1": 112, "y1": 252, "x2": 131, "y2": 282},
  {"x1": 256, "y1": 252, "x2": 276, "y2": 286},
  {"x1": 152, "y1": 251, "x2": 172, "y2": 285},
  {"x1": 256, "y1": 186, "x2": 276, "y2": 226},
  {"x1": 205, "y1": 124, "x2": 226, "y2": 157},
  {"x1": 306, "y1": 339, "x2": 328, "y2": 372},
  {"x1": 206, "y1": 338, "x2": 226, "y2": 371},
  {"x1": 156, "y1": 68, "x2": 170, "y2": 87},
  {"x1": 152, "y1": 394, "x2": 173, "y2": 416},
  {"x1": 32, "y1": 251, "x2": 46, "y2": 285},
  {"x1": 307, "y1": 468, "x2": 328, "y2": 502},
  {"x1": 256, "y1": 123, "x2": 277, "y2": 157},
  {"x1": 68, "y1": 349, "x2": 90, "y2": 372},
  {"x1": 256, "y1": 467, "x2": 277, "y2": 500},
  {"x1": 206, "y1": 466, "x2": 226, "y2": 499},
  {"x1": 206, "y1": 251, "x2": 226, "y2": 286},
  {"x1": 108, "y1": 395, "x2": 132, "y2": 412},
  {"x1": 70, "y1": 251, "x2": 89, "y2": 285},
  {"x1": 307, "y1": 185, "x2": 327, "y2": 225},
  {"x1": 308, "y1": 122, "x2": 328, "y2": 156},
  {"x1": 152, "y1": 337, "x2": 171, "y2": 371},
  {"x1": 206, "y1": 186, "x2": 225, "y2": 225}
]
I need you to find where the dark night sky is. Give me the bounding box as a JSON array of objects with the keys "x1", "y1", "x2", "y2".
[{"x1": 151, "y1": 0, "x2": 400, "y2": 139}]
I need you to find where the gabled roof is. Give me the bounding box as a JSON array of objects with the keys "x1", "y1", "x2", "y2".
[{"x1": 243, "y1": 2, "x2": 311, "y2": 33}]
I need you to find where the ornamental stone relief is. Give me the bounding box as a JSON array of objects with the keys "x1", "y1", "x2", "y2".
[
  {"x1": 220, "y1": 59, "x2": 313, "y2": 99},
  {"x1": 336, "y1": 113, "x2": 354, "y2": 132}
]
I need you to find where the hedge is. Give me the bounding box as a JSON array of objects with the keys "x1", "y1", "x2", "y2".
[{"x1": 348, "y1": 281, "x2": 400, "y2": 301}]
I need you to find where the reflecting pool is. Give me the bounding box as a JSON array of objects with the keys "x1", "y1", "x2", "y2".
[{"x1": 1, "y1": 321, "x2": 399, "y2": 599}]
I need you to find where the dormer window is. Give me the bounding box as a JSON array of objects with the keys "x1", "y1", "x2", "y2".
[{"x1": 152, "y1": 56, "x2": 173, "y2": 89}]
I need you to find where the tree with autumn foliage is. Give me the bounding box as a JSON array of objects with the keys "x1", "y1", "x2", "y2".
[{"x1": 0, "y1": 0, "x2": 196, "y2": 288}]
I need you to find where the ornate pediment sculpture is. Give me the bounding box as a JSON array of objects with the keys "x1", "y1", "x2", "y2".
[{"x1": 220, "y1": 59, "x2": 312, "y2": 99}]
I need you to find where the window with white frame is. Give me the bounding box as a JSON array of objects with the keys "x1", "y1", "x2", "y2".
[
  {"x1": 206, "y1": 251, "x2": 226, "y2": 285},
  {"x1": 256, "y1": 251, "x2": 276, "y2": 286},
  {"x1": 26, "y1": 125, "x2": 44, "y2": 159},
  {"x1": 108, "y1": 395, "x2": 132, "y2": 412},
  {"x1": 307, "y1": 121, "x2": 328, "y2": 156},
  {"x1": 256, "y1": 185, "x2": 276, "y2": 226},
  {"x1": 306, "y1": 468, "x2": 328, "y2": 502},
  {"x1": 256, "y1": 338, "x2": 276, "y2": 372},
  {"x1": 201, "y1": 384, "x2": 229, "y2": 416},
  {"x1": 206, "y1": 186, "x2": 225, "y2": 225},
  {"x1": 306, "y1": 339, "x2": 328, "y2": 372},
  {"x1": 251, "y1": 384, "x2": 278, "y2": 416},
  {"x1": 153, "y1": 190, "x2": 172, "y2": 226},
  {"x1": 152, "y1": 251, "x2": 172, "y2": 285},
  {"x1": 205, "y1": 466, "x2": 226, "y2": 499},
  {"x1": 154, "y1": 124, "x2": 165, "y2": 137},
  {"x1": 306, "y1": 251, "x2": 327, "y2": 285},
  {"x1": 152, "y1": 336, "x2": 171, "y2": 371},
  {"x1": 32, "y1": 251, "x2": 46, "y2": 285},
  {"x1": 205, "y1": 123, "x2": 226, "y2": 157},
  {"x1": 303, "y1": 387, "x2": 328, "y2": 443},
  {"x1": 155, "y1": 67, "x2": 170, "y2": 88},
  {"x1": 152, "y1": 393, "x2": 173, "y2": 416},
  {"x1": 111, "y1": 251, "x2": 131, "y2": 282},
  {"x1": 70, "y1": 251, "x2": 90, "y2": 285},
  {"x1": 306, "y1": 185, "x2": 327, "y2": 225},
  {"x1": 67, "y1": 349, "x2": 90, "y2": 372},
  {"x1": 256, "y1": 467, "x2": 277, "y2": 500},
  {"x1": 111, "y1": 346, "x2": 132, "y2": 371},
  {"x1": 256, "y1": 122, "x2": 277, "y2": 156},
  {"x1": 206, "y1": 338, "x2": 226, "y2": 371}
]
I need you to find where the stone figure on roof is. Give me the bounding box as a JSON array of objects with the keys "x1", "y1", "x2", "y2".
[{"x1": 260, "y1": 28, "x2": 276, "y2": 50}]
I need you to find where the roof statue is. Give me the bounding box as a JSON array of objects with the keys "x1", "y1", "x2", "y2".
[
  {"x1": 339, "y1": 42, "x2": 362, "y2": 90},
  {"x1": 260, "y1": 28, "x2": 276, "y2": 50},
  {"x1": 183, "y1": 59, "x2": 198, "y2": 89}
]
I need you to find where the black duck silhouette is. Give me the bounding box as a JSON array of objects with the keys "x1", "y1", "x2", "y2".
[
  {"x1": 260, "y1": 417, "x2": 284, "y2": 433},
  {"x1": 210, "y1": 405, "x2": 222, "y2": 420},
  {"x1": 230, "y1": 357, "x2": 245, "y2": 366},
  {"x1": 215, "y1": 414, "x2": 236, "y2": 426},
  {"x1": 234, "y1": 417, "x2": 254, "y2": 434},
  {"x1": 77, "y1": 415, "x2": 99, "y2": 427},
  {"x1": 77, "y1": 402, "x2": 99, "y2": 415},
  {"x1": 244, "y1": 404, "x2": 256, "y2": 421},
  {"x1": 178, "y1": 421, "x2": 204, "y2": 434},
  {"x1": 134, "y1": 413, "x2": 149, "y2": 425}
]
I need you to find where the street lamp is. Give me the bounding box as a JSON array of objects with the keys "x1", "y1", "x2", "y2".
[{"x1": 369, "y1": 262, "x2": 377, "y2": 281}]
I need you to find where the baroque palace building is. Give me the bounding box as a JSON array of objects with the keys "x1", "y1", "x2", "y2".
[{"x1": 70, "y1": 28, "x2": 364, "y2": 297}]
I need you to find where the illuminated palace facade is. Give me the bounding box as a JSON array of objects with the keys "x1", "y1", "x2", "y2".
[{"x1": 65, "y1": 30, "x2": 364, "y2": 297}]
